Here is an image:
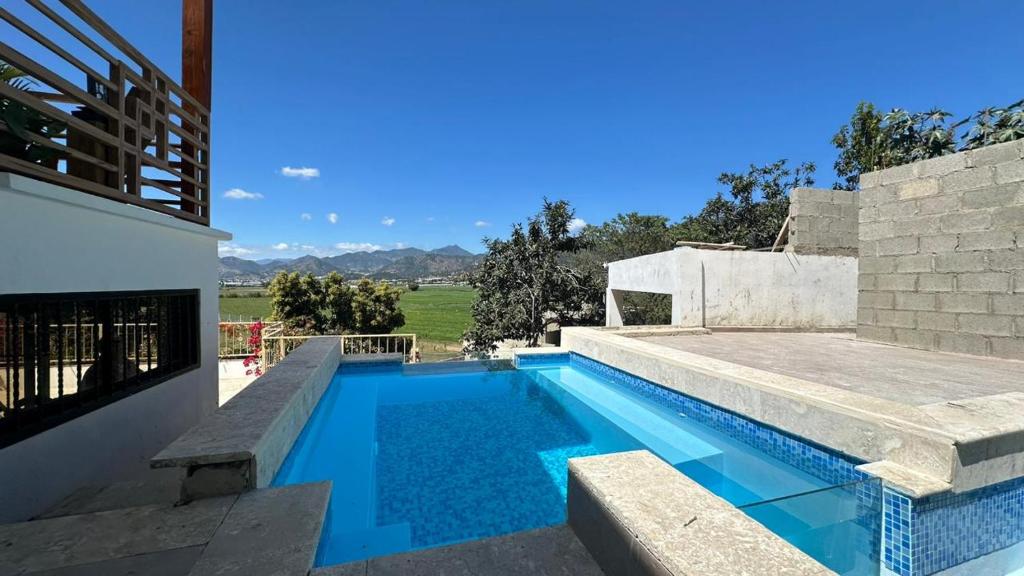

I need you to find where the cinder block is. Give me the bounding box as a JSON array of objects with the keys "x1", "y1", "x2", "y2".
[
  {"x1": 893, "y1": 216, "x2": 940, "y2": 237},
  {"x1": 992, "y1": 294, "x2": 1024, "y2": 315},
  {"x1": 879, "y1": 163, "x2": 917, "y2": 185},
  {"x1": 939, "y1": 210, "x2": 993, "y2": 233},
  {"x1": 937, "y1": 332, "x2": 990, "y2": 356},
  {"x1": 961, "y1": 184, "x2": 1021, "y2": 209},
  {"x1": 897, "y1": 178, "x2": 941, "y2": 200},
  {"x1": 860, "y1": 256, "x2": 896, "y2": 274},
  {"x1": 893, "y1": 328, "x2": 937, "y2": 350},
  {"x1": 942, "y1": 167, "x2": 996, "y2": 193},
  {"x1": 989, "y1": 251, "x2": 1024, "y2": 271},
  {"x1": 877, "y1": 274, "x2": 917, "y2": 292},
  {"x1": 958, "y1": 314, "x2": 1013, "y2": 337},
  {"x1": 915, "y1": 152, "x2": 968, "y2": 177},
  {"x1": 991, "y1": 337, "x2": 1024, "y2": 360},
  {"x1": 1014, "y1": 270, "x2": 1024, "y2": 293},
  {"x1": 994, "y1": 162, "x2": 1024, "y2": 185},
  {"x1": 861, "y1": 185, "x2": 898, "y2": 206},
  {"x1": 957, "y1": 272, "x2": 1011, "y2": 293},
  {"x1": 860, "y1": 221, "x2": 896, "y2": 241},
  {"x1": 859, "y1": 206, "x2": 879, "y2": 223},
  {"x1": 860, "y1": 291, "x2": 895, "y2": 310},
  {"x1": 857, "y1": 325, "x2": 895, "y2": 343},
  {"x1": 937, "y1": 293, "x2": 990, "y2": 314},
  {"x1": 992, "y1": 206, "x2": 1024, "y2": 230},
  {"x1": 917, "y1": 311, "x2": 956, "y2": 332},
  {"x1": 933, "y1": 253, "x2": 988, "y2": 273},
  {"x1": 895, "y1": 292, "x2": 936, "y2": 311},
  {"x1": 957, "y1": 230, "x2": 1016, "y2": 252},
  {"x1": 857, "y1": 307, "x2": 875, "y2": 325},
  {"x1": 877, "y1": 309, "x2": 917, "y2": 328},
  {"x1": 859, "y1": 171, "x2": 883, "y2": 189},
  {"x1": 917, "y1": 273, "x2": 955, "y2": 292},
  {"x1": 967, "y1": 141, "x2": 1022, "y2": 167},
  {"x1": 920, "y1": 234, "x2": 960, "y2": 254},
  {"x1": 917, "y1": 194, "x2": 961, "y2": 215},
  {"x1": 895, "y1": 254, "x2": 934, "y2": 273},
  {"x1": 877, "y1": 236, "x2": 919, "y2": 256}
]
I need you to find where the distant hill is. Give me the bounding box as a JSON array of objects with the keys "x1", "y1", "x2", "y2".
[{"x1": 220, "y1": 246, "x2": 483, "y2": 283}]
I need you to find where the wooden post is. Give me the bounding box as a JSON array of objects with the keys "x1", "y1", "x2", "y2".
[{"x1": 181, "y1": 0, "x2": 212, "y2": 217}]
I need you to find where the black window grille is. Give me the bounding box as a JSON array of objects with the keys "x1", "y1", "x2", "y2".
[{"x1": 0, "y1": 290, "x2": 200, "y2": 448}]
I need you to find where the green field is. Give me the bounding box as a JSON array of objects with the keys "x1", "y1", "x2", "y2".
[{"x1": 219, "y1": 285, "x2": 476, "y2": 348}]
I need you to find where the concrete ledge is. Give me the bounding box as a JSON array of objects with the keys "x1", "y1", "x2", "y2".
[
  {"x1": 152, "y1": 337, "x2": 341, "y2": 499},
  {"x1": 568, "y1": 451, "x2": 833, "y2": 576},
  {"x1": 339, "y1": 352, "x2": 404, "y2": 364}
]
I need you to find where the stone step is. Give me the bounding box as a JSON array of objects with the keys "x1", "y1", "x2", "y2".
[{"x1": 37, "y1": 467, "x2": 185, "y2": 520}]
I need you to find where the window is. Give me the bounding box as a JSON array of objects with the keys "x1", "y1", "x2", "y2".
[{"x1": 0, "y1": 290, "x2": 199, "y2": 447}]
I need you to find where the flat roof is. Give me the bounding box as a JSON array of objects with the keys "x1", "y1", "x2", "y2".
[{"x1": 638, "y1": 332, "x2": 1024, "y2": 407}]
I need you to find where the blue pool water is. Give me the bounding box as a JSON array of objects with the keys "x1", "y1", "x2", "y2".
[{"x1": 275, "y1": 358, "x2": 880, "y2": 574}]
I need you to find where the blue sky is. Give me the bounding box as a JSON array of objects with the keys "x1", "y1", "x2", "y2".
[{"x1": 13, "y1": 1, "x2": 1024, "y2": 258}]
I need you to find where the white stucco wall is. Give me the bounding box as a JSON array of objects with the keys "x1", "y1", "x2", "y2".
[
  {"x1": 606, "y1": 247, "x2": 857, "y2": 328},
  {"x1": 0, "y1": 173, "x2": 229, "y2": 521}
]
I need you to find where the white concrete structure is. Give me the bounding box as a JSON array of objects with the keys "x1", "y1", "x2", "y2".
[
  {"x1": 605, "y1": 247, "x2": 858, "y2": 329},
  {"x1": 0, "y1": 173, "x2": 229, "y2": 521}
]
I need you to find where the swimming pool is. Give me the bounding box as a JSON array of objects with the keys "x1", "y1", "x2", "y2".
[{"x1": 274, "y1": 354, "x2": 881, "y2": 574}]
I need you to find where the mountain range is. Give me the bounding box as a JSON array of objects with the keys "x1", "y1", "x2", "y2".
[{"x1": 220, "y1": 245, "x2": 483, "y2": 283}]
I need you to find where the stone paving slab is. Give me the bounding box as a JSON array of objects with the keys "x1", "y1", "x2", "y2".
[
  {"x1": 0, "y1": 496, "x2": 235, "y2": 575},
  {"x1": 314, "y1": 525, "x2": 604, "y2": 576},
  {"x1": 26, "y1": 545, "x2": 203, "y2": 576},
  {"x1": 188, "y1": 482, "x2": 331, "y2": 576}
]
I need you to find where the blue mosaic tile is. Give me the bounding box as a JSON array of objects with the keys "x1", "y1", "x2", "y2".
[{"x1": 514, "y1": 352, "x2": 570, "y2": 368}]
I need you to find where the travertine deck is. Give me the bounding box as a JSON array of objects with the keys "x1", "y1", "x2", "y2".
[
  {"x1": 639, "y1": 332, "x2": 1024, "y2": 406},
  {"x1": 562, "y1": 327, "x2": 1024, "y2": 495},
  {"x1": 315, "y1": 525, "x2": 604, "y2": 576}
]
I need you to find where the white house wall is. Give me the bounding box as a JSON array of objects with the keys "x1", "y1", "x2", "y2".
[
  {"x1": 606, "y1": 248, "x2": 857, "y2": 329},
  {"x1": 0, "y1": 173, "x2": 229, "y2": 521}
]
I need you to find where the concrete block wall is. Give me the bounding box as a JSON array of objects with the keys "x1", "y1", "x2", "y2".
[
  {"x1": 787, "y1": 187, "x2": 859, "y2": 256},
  {"x1": 857, "y1": 140, "x2": 1024, "y2": 360}
]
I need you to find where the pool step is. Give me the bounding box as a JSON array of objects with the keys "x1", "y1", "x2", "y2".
[{"x1": 530, "y1": 367, "x2": 723, "y2": 466}]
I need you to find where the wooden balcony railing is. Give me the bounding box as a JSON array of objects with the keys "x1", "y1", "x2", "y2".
[{"x1": 0, "y1": 0, "x2": 210, "y2": 225}]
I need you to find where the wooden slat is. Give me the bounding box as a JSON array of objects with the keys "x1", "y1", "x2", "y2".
[
  {"x1": 0, "y1": 7, "x2": 117, "y2": 91},
  {"x1": 0, "y1": 154, "x2": 208, "y2": 225},
  {"x1": 141, "y1": 153, "x2": 203, "y2": 186},
  {"x1": 0, "y1": 42, "x2": 120, "y2": 119},
  {"x1": 0, "y1": 81, "x2": 119, "y2": 147},
  {"x1": 60, "y1": 1, "x2": 209, "y2": 116},
  {"x1": 140, "y1": 177, "x2": 209, "y2": 206},
  {"x1": 0, "y1": 121, "x2": 118, "y2": 173},
  {"x1": 25, "y1": 0, "x2": 118, "y2": 65}
]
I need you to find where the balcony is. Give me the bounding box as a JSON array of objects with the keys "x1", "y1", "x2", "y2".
[{"x1": 0, "y1": 0, "x2": 210, "y2": 225}]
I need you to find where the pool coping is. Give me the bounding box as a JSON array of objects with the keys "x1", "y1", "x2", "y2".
[
  {"x1": 151, "y1": 337, "x2": 341, "y2": 499},
  {"x1": 568, "y1": 450, "x2": 835, "y2": 576}
]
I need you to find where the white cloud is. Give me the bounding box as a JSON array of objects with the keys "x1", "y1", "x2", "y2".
[
  {"x1": 426, "y1": 216, "x2": 436, "y2": 222},
  {"x1": 568, "y1": 217, "x2": 587, "y2": 233},
  {"x1": 381, "y1": 216, "x2": 396, "y2": 227},
  {"x1": 327, "y1": 212, "x2": 339, "y2": 224},
  {"x1": 223, "y1": 188, "x2": 263, "y2": 200},
  {"x1": 280, "y1": 166, "x2": 320, "y2": 180},
  {"x1": 271, "y1": 242, "x2": 291, "y2": 250},
  {"x1": 218, "y1": 243, "x2": 257, "y2": 257},
  {"x1": 300, "y1": 244, "x2": 316, "y2": 251},
  {"x1": 474, "y1": 220, "x2": 491, "y2": 228},
  {"x1": 300, "y1": 213, "x2": 312, "y2": 221},
  {"x1": 334, "y1": 242, "x2": 383, "y2": 253}
]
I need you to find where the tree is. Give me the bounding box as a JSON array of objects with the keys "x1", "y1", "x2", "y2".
[
  {"x1": 322, "y1": 272, "x2": 354, "y2": 333},
  {"x1": 832, "y1": 103, "x2": 955, "y2": 190},
  {"x1": 351, "y1": 279, "x2": 406, "y2": 334},
  {"x1": 268, "y1": 272, "x2": 324, "y2": 332},
  {"x1": 464, "y1": 199, "x2": 602, "y2": 352},
  {"x1": 674, "y1": 159, "x2": 816, "y2": 248},
  {"x1": 407, "y1": 282, "x2": 420, "y2": 292}
]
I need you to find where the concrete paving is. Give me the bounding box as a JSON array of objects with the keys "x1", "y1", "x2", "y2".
[
  {"x1": 639, "y1": 332, "x2": 1024, "y2": 406},
  {"x1": 313, "y1": 525, "x2": 604, "y2": 576}
]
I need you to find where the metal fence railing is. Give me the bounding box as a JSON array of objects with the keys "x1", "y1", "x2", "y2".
[{"x1": 217, "y1": 321, "x2": 281, "y2": 359}]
